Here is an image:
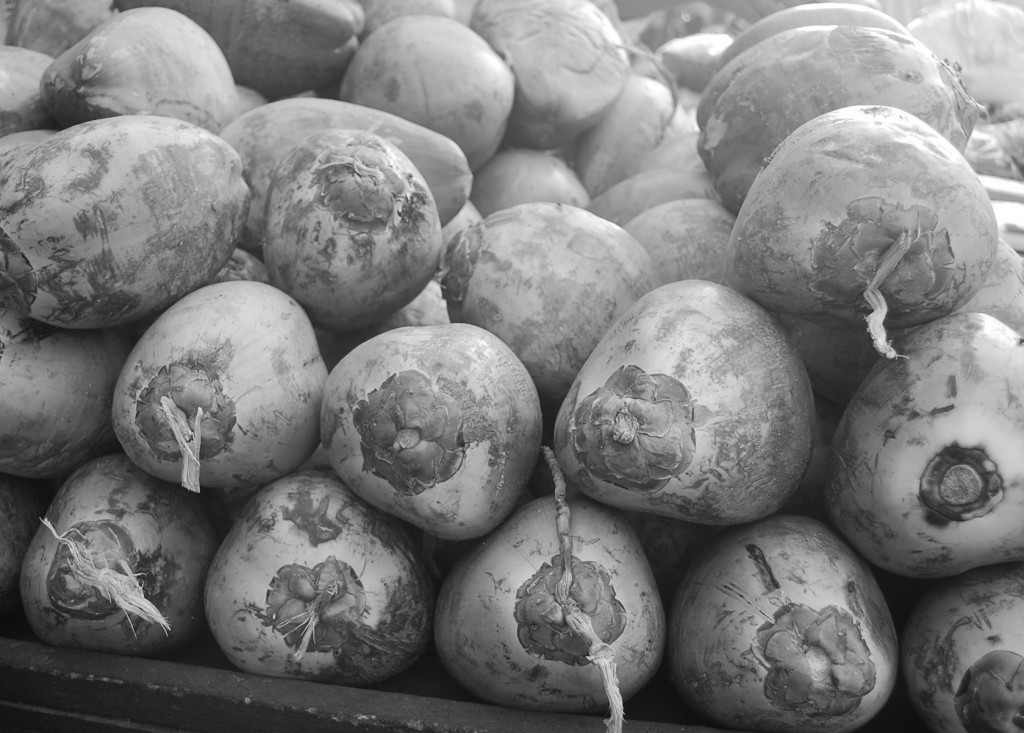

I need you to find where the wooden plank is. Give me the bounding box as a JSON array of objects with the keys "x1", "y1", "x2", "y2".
[
  {"x1": 0, "y1": 702, "x2": 185, "y2": 733},
  {"x1": 0, "y1": 637, "x2": 740, "y2": 733}
]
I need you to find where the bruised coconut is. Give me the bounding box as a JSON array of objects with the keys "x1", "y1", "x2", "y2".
[
  {"x1": 112, "y1": 281, "x2": 327, "y2": 498},
  {"x1": 902, "y1": 561, "x2": 1024, "y2": 733},
  {"x1": 727, "y1": 104, "x2": 999, "y2": 359},
  {"x1": 553, "y1": 279, "x2": 816, "y2": 525},
  {"x1": 19, "y1": 453, "x2": 221, "y2": 656},
  {"x1": 698, "y1": 24, "x2": 980, "y2": 213},
  {"x1": 320, "y1": 323, "x2": 543, "y2": 541},
  {"x1": 824, "y1": 311, "x2": 1024, "y2": 578},
  {"x1": 203, "y1": 470, "x2": 434, "y2": 686},
  {"x1": 667, "y1": 514, "x2": 898, "y2": 733},
  {"x1": 263, "y1": 129, "x2": 443, "y2": 332},
  {"x1": 0, "y1": 114, "x2": 249, "y2": 329}
]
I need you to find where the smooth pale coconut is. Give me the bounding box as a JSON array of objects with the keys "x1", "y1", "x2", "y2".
[{"x1": 340, "y1": 14, "x2": 515, "y2": 171}]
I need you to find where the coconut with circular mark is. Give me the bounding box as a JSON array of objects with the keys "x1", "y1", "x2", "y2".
[{"x1": 824, "y1": 310, "x2": 1024, "y2": 577}]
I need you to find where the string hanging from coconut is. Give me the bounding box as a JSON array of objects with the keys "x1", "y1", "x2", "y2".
[
  {"x1": 863, "y1": 228, "x2": 913, "y2": 361},
  {"x1": 160, "y1": 396, "x2": 204, "y2": 492},
  {"x1": 541, "y1": 446, "x2": 625, "y2": 733},
  {"x1": 40, "y1": 518, "x2": 171, "y2": 635}
]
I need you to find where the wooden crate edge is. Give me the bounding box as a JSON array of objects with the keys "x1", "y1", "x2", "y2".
[{"x1": 0, "y1": 637, "x2": 740, "y2": 733}]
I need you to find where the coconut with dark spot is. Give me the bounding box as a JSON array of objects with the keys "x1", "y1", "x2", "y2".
[
  {"x1": 824, "y1": 311, "x2": 1024, "y2": 578},
  {"x1": 263, "y1": 129, "x2": 443, "y2": 333},
  {"x1": 0, "y1": 114, "x2": 250, "y2": 329},
  {"x1": 111, "y1": 280, "x2": 327, "y2": 500},
  {"x1": 320, "y1": 322, "x2": 542, "y2": 540}
]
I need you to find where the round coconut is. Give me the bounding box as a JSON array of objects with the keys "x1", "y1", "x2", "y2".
[
  {"x1": 340, "y1": 14, "x2": 515, "y2": 171},
  {"x1": 262, "y1": 129, "x2": 443, "y2": 333},
  {"x1": 698, "y1": 24, "x2": 980, "y2": 213}
]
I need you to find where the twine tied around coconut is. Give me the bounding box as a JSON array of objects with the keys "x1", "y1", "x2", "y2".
[{"x1": 541, "y1": 446, "x2": 625, "y2": 733}]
